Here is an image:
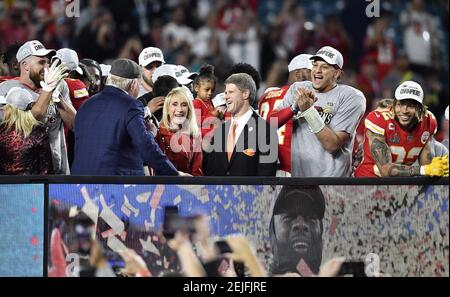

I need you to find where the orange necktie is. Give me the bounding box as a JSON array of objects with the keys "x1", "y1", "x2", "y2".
[{"x1": 227, "y1": 122, "x2": 237, "y2": 161}]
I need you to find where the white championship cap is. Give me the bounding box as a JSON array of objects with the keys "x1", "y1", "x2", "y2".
[
  {"x1": 16, "y1": 40, "x2": 55, "y2": 63},
  {"x1": 288, "y1": 54, "x2": 313, "y2": 72},
  {"x1": 53, "y1": 48, "x2": 83, "y2": 75},
  {"x1": 100, "y1": 64, "x2": 111, "y2": 77},
  {"x1": 177, "y1": 65, "x2": 198, "y2": 80},
  {"x1": 310, "y1": 46, "x2": 344, "y2": 69},
  {"x1": 138, "y1": 47, "x2": 165, "y2": 67},
  {"x1": 152, "y1": 64, "x2": 192, "y2": 85},
  {"x1": 3, "y1": 87, "x2": 35, "y2": 110},
  {"x1": 394, "y1": 81, "x2": 424, "y2": 104}
]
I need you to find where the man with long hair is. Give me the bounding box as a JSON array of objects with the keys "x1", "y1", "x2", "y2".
[{"x1": 355, "y1": 81, "x2": 448, "y2": 177}]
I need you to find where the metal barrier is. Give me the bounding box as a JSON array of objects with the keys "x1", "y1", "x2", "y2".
[{"x1": 0, "y1": 176, "x2": 448, "y2": 277}]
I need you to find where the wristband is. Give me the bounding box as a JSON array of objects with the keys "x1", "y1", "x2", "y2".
[
  {"x1": 300, "y1": 106, "x2": 325, "y2": 133},
  {"x1": 420, "y1": 166, "x2": 426, "y2": 176}
]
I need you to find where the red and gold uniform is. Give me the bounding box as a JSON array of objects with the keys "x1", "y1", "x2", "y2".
[
  {"x1": 355, "y1": 107, "x2": 437, "y2": 177},
  {"x1": 258, "y1": 86, "x2": 292, "y2": 174},
  {"x1": 64, "y1": 78, "x2": 89, "y2": 110}
]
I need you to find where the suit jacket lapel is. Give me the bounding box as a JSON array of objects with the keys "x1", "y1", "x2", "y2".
[{"x1": 224, "y1": 121, "x2": 232, "y2": 166}]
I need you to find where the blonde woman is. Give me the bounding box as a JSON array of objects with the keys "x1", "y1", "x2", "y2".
[
  {"x1": 0, "y1": 87, "x2": 53, "y2": 174},
  {"x1": 156, "y1": 86, "x2": 203, "y2": 176}
]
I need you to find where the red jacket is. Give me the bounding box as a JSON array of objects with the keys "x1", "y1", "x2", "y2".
[
  {"x1": 193, "y1": 98, "x2": 217, "y2": 138},
  {"x1": 155, "y1": 125, "x2": 203, "y2": 176}
]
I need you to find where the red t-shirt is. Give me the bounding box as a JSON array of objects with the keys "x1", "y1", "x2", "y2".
[{"x1": 355, "y1": 108, "x2": 438, "y2": 177}]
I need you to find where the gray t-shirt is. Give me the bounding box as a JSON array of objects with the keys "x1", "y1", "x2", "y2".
[
  {"x1": 430, "y1": 137, "x2": 449, "y2": 158},
  {"x1": 0, "y1": 80, "x2": 72, "y2": 174},
  {"x1": 281, "y1": 81, "x2": 366, "y2": 177}
]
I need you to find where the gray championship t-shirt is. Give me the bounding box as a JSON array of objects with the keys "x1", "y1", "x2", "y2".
[
  {"x1": 0, "y1": 80, "x2": 72, "y2": 174},
  {"x1": 280, "y1": 81, "x2": 366, "y2": 177}
]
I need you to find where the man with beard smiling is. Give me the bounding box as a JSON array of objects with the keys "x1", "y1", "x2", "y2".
[
  {"x1": 137, "y1": 47, "x2": 165, "y2": 97},
  {"x1": 270, "y1": 46, "x2": 366, "y2": 177},
  {"x1": 0, "y1": 40, "x2": 75, "y2": 174},
  {"x1": 355, "y1": 81, "x2": 449, "y2": 177},
  {"x1": 269, "y1": 185, "x2": 325, "y2": 276}
]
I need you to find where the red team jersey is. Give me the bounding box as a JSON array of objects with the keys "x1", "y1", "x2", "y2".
[
  {"x1": 63, "y1": 78, "x2": 89, "y2": 138},
  {"x1": 64, "y1": 78, "x2": 89, "y2": 110},
  {"x1": 355, "y1": 108, "x2": 438, "y2": 177},
  {"x1": 258, "y1": 86, "x2": 292, "y2": 173}
]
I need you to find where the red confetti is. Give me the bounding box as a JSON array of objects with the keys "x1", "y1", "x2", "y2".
[
  {"x1": 33, "y1": 254, "x2": 39, "y2": 262},
  {"x1": 31, "y1": 236, "x2": 39, "y2": 246},
  {"x1": 328, "y1": 216, "x2": 341, "y2": 236},
  {"x1": 31, "y1": 207, "x2": 37, "y2": 213}
]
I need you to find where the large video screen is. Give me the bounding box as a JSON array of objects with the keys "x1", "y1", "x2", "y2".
[
  {"x1": 48, "y1": 184, "x2": 449, "y2": 277},
  {"x1": 0, "y1": 184, "x2": 44, "y2": 277}
]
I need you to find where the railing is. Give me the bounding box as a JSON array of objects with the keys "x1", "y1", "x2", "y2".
[{"x1": 0, "y1": 176, "x2": 448, "y2": 277}]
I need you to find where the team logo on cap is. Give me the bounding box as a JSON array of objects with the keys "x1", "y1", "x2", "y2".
[
  {"x1": 317, "y1": 50, "x2": 335, "y2": 59},
  {"x1": 175, "y1": 70, "x2": 183, "y2": 78},
  {"x1": 399, "y1": 86, "x2": 421, "y2": 97},
  {"x1": 144, "y1": 52, "x2": 162, "y2": 60},
  {"x1": 34, "y1": 44, "x2": 45, "y2": 51},
  {"x1": 421, "y1": 131, "x2": 430, "y2": 144}
]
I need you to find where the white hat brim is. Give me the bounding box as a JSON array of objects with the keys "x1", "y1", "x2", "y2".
[
  {"x1": 34, "y1": 49, "x2": 56, "y2": 58},
  {"x1": 141, "y1": 58, "x2": 166, "y2": 67},
  {"x1": 75, "y1": 66, "x2": 83, "y2": 75},
  {"x1": 310, "y1": 54, "x2": 339, "y2": 67},
  {"x1": 176, "y1": 76, "x2": 192, "y2": 85}
]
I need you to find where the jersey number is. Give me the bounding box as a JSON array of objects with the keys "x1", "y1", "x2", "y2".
[
  {"x1": 390, "y1": 146, "x2": 423, "y2": 164},
  {"x1": 260, "y1": 100, "x2": 287, "y2": 145}
]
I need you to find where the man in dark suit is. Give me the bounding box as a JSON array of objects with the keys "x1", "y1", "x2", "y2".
[
  {"x1": 72, "y1": 58, "x2": 184, "y2": 176},
  {"x1": 204, "y1": 73, "x2": 278, "y2": 176}
]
